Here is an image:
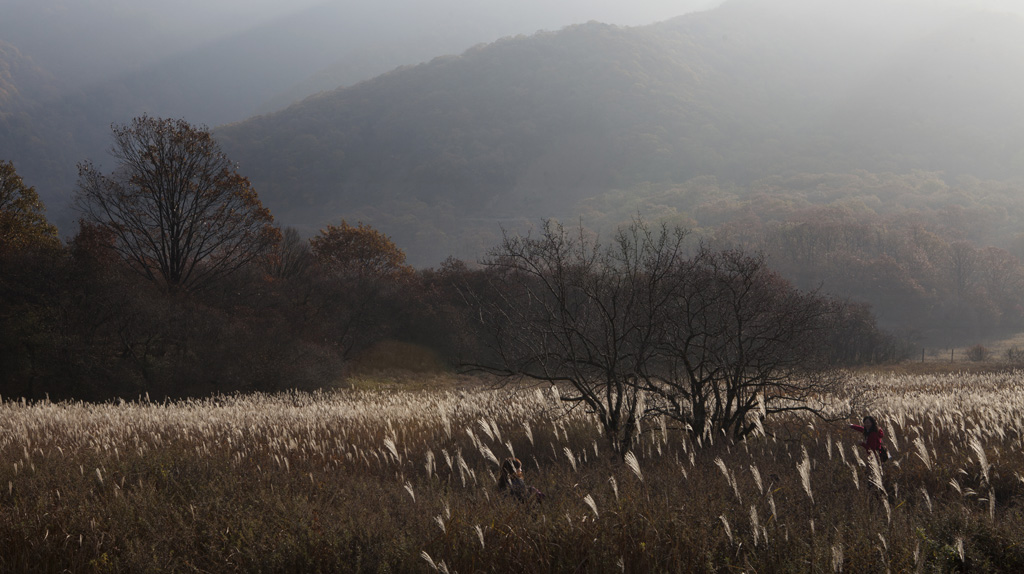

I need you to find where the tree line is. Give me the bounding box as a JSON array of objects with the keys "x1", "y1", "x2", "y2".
[
  {"x1": 1, "y1": 116, "x2": 898, "y2": 405},
  {"x1": 582, "y1": 173, "x2": 1024, "y2": 346},
  {"x1": 464, "y1": 219, "x2": 898, "y2": 452}
]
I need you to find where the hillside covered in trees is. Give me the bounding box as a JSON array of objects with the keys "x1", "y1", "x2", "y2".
[
  {"x1": 5, "y1": 0, "x2": 1024, "y2": 367},
  {"x1": 0, "y1": 0, "x2": 717, "y2": 230},
  {"x1": 216, "y1": 0, "x2": 1024, "y2": 260},
  {"x1": 210, "y1": 0, "x2": 1024, "y2": 344}
]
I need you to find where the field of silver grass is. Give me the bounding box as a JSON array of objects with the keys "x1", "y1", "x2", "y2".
[{"x1": 2, "y1": 372, "x2": 1024, "y2": 572}]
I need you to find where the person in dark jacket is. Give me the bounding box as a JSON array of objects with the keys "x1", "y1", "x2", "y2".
[
  {"x1": 850, "y1": 416, "x2": 888, "y2": 461},
  {"x1": 498, "y1": 457, "x2": 544, "y2": 503}
]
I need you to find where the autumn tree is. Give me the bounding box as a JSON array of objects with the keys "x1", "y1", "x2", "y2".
[
  {"x1": 0, "y1": 160, "x2": 63, "y2": 397},
  {"x1": 309, "y1": 220, "x2": 414, "y2": 359},
  {"x1": 0, "y1": 160, "x2": 59, "y2": 253},
  {"x1": 310, "y1": 220, "x2": 413, "y2": 280},
  {"x1": 76, "y1": 116, "x2": 280, "y2": 291}
]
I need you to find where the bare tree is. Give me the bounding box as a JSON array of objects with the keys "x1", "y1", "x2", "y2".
[
  {"x1": 76, "y1": 116, "x2": 280, "y2": 291},
  {"x1": 646, "y1": 248, "x2": 845, "y2": 441},
  {"x1": 266, "y1": 227, "x2": 315, "y2": 281},
  {"x1": 467, "y1": 220, "x2": 849, "y2": 451},
  {"x1": 467, "y1": 219, "x2": 688, "y2": 454},
  {"x1": 949, "y1": 240, "x2": 978, "y2": 300}
]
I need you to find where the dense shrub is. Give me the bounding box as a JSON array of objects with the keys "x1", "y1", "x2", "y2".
[{"x1": 967, "y1": 344, "x2": 991, "y2": 362}]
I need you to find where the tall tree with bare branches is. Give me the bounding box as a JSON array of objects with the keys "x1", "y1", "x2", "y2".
[
  {"x1": 468, "y1": 219, "x2": 689, "y2": 454},
  {"x1": 76, "y1": 116, "x2": 280, "y2": 291},
  {"x1": 467, "y1": 219, "x2": 850, "y2": 452},
  {"x1": 646, "y1": 248, "x2": 844, "y2": 441}
]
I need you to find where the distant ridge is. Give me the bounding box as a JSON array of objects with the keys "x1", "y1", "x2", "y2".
[
  {"x1": 0, "y1": 0, "x2": 718, "y2": 227},
  {"x1": 215, "y1": 0, "x2": 1024, "y2": 263}
]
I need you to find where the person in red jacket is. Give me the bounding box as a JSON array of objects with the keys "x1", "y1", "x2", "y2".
[
  {"x1": 498, "y1": 457, "x2": 544, "y2": 503},
  {"x1": 850, "y1": 415, "x2": 888, "y2": 461}
]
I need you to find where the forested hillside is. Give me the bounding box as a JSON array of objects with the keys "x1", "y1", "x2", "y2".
[
  {"x1": 211, "y1": 0, "x2": 1024, "y2": 344},
  {"x1": 5, "y1": 0, "x2": 1024, "y2": 348},
  {"x1": 215, "y1": 0, "x2": 1024, "y2": 263},
  {"x1": 0, "y1": 1, "x2": 487, "y2": 224},
  {"x1": 0, "y1": 42, "x2": 70, "y2": 189},
  {"x1": 0, "y1": 0, "x2": 716, "y2": 230}
]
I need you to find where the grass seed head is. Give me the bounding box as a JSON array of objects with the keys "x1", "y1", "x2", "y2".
[
  {"x1": 720, "y1": 515, "x2": 733, "y2": 545},
  {"x1": 624, "y1": 451, "x2": 643, "y2": 482},
  {"x1": 797, "y1": 448, "x2": 813, "y2": 504},
  {"x1": 583, "y1": 494, "x2": 599, "y2": 519}
]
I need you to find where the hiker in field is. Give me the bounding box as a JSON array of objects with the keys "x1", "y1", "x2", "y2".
[
  {"x1": 498, "y1": 457, "x2": 544, "y2": 503},
  {"x1": 850, "y1": 415, "x2": 889, "y2": 462}
]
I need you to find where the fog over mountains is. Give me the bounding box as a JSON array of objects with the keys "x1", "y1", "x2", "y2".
[
  {"x1": 2, "y1": 0, "x2": 1024, "y2": 268},
  {"x1": 213, "y1": 0, "x2": 1024, "y2": 263},
  {"x1": 0, "y1": 0, "x2": 717, "y2": 222}
]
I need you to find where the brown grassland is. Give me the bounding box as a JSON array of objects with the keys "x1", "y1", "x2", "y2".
[{"x1": 2, "y1": 370, "x2": 1024, "y2": 572}]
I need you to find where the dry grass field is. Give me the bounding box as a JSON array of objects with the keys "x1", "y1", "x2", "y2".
[{"x1": 2, "y1": 371, "x2": 1024, "y2": 572}]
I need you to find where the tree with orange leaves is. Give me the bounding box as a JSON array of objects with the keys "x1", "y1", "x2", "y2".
[
  {"x1": 0, "y1": 160, "x2": 59, "y2": 253},
  {"x1": 308, "y1": 220, "x2": 414, "y2": 359},
  {"x1": 309, "y1": 220, "x2": 412, "y2": 280}
]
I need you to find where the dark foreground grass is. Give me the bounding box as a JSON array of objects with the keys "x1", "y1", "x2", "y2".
[{"x1": 1, "y1": 379, "x2": 1023, "y2": 573}]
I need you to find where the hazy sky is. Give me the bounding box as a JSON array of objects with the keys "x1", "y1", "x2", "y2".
[
  {"x1": 6, "y1": 0, "x2": 1021, "y2": 85},
  {"x1": 2, "y1": 0, "x2": 727, "y2": 51},
  {"x1": 0, "y1": 0, "x2": 725, "y2": 86}
]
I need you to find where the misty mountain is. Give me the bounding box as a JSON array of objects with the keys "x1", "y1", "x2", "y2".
[
  {"x1": 212, "y1": 0, "x2": 1024, "y2": 264},
  {"x1": 0, "y1": 41, "x2": 73, "y2": 184},
  {"x1": 0, "y1": 42, "x2": 53, "y2": 106},
  {"x1": 0, "y1": 0, "x2": 719, "y2": 231},
  {"x1": 0, "y1": 0, "x2": 328, "y2": 87},
  {"x1": 823, "y1": 12, "x2": 1024, "y2": 178},
  {"x1": 2, "y1": 1, "x2": 494, "y2": 215}
]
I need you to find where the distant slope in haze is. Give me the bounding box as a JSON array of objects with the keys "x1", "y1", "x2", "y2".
[
  {"x1": 220, "y1": 23, "x2": 709, "y2": 216},
  {"x1": 216, "y1": 0, "x2": 1024, "y2": 264},
  {"x1": 0, "y1": 0, "x2": 720, "y2": 233},
  {"x1": 821, "y1": 11, "x2": 1024, "y2": 178},
  {"x1": 0, "y1": 42, "x2": 72, "y2": 196}
]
